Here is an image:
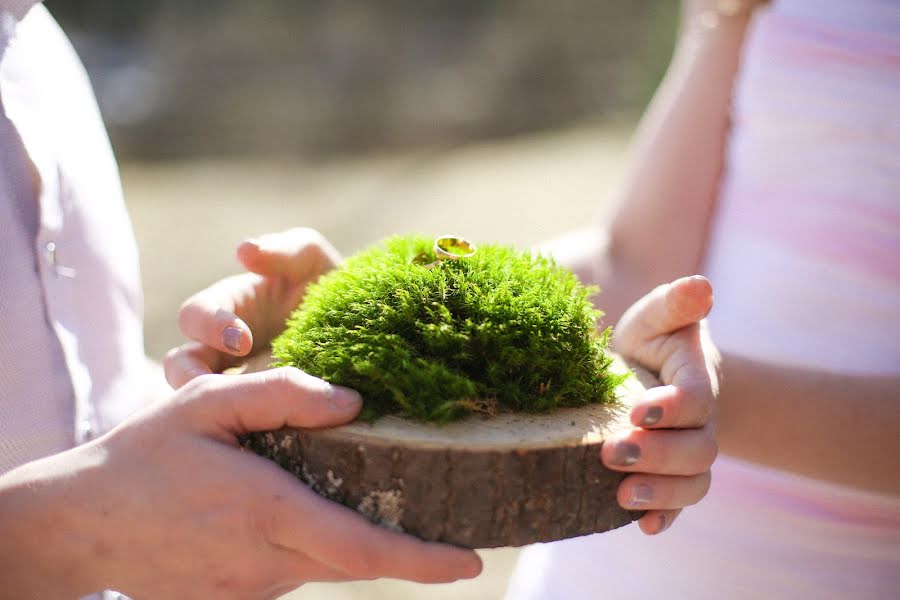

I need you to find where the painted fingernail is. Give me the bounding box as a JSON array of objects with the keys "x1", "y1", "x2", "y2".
[
  {"x1": 630, "y1": 484, "x2": 654, "y2": 506},
  {"x1": 222, "y1": 326, "x2": 243, "y2": 353},
  {"x1": 609, "y1": 442, "x2": 641, "y2": 467},
  {"x1": 329, "y1": 385, "x2": 363, "y2": 410},
  {"x1": 658, "y1": 513, "x2": 670, "y2": 533},
  {"x1": 641, "y1": 405, "x2": 663, "y2": 427}
]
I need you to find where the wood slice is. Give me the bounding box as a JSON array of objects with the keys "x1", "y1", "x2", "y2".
[{"x1": 238, "y1": 353, "x2": 658, "y2": 549}]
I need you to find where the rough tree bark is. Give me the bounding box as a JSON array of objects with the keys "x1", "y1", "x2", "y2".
[{"x1": 241, "y1": 355, "x2": 657, "y2": 549}]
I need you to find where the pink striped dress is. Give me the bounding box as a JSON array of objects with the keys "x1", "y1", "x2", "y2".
[{"x1": 507, "y1": 0, "x2": 900, "y2": 597}]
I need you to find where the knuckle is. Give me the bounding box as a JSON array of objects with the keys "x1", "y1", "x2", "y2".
[
  {"x1": 684, "y1": 472, "x2": 712, "y2": 507},
  {"x1": 288, "y1": 227, "x2": 326, "y2": 251},
  {"x1": 700, "y1": 434, "x2": 719, "y2": 467},
  {"x1": 164, "y1": 345, "x2": 180, "y2": 360},
  {"x1": 695, "y1": 392, "x2": 715, "y2": 425},
  {"x1": 177, "y1": 295, "x2": 200, "y2": 324},
  {"x1": 163, "y1": 346, "x2": 183, "y2": 369},
  {"x1": 181, "y1": 372, "x2": 220, "y2": 398},
  {"x1": 653, "y1": 281, "x2": 672, "y2": 299},
  {"x1": 673, "y1": 379, "x2": 714, "y2": 425},
  {"x1": 266, "y1": 366, "x2": 302, "y2": 389}
]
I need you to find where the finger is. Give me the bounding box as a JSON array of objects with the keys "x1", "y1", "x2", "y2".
[
  {"x1": 617, "y1": 472, "x2": 711, "y2": 511},
  {"x1": 637, "y1": 509, "x2": 681, "y2": 535},
  {"x1": 625, "y1": 324, "x2": 718, "y2": 415},
  {"x1": 238, "y1": 227, "x2": 341, "y2": 282},
  {"x1": 164, "y1": 342, "x2": 235, "y2": 389},
  {"x1": 266, "y1": 484, "x2": 482, "y2": 584},
  {"x1": 630, "y1": 383, "x2": 714, "y2": 429},
  {"x1": 263, "y1": 550, "x2": 357, "y2": 589},
  {"x1": 178, "y1": 274, "x2": 258, "y2": 357},
  {"x1": 601, "y1": 427, "x2": 718, "y2": 476},
  {"x1": 181, "y1": 367, "x2": 362, "y2": 437},
  {"x1": 615, "y1": 275, "x2": 713, "y2": 349}
]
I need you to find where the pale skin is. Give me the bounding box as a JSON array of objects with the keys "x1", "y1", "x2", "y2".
[
  {"x1": 7, "y1": 3, "x2": 892, "y2": 598},
  {"x1": 0, "y1": 6, "x2": 723, "y2": 597},
  {"x1": 549, "y1": 0, "x2": 900, "y2": 495},
  {"x1": 0, "y1": 366, "x2": 484, "y2": 599},
  {"x1": 166, "y1": 228, "x2": 720, "y2": 536}
]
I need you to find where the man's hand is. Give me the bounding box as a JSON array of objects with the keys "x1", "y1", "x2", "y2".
[
  {"x1": 603, "y1": 275, "x2": 720, "y2": 535},
  {"x1": 166, "y1": 227, "x2": 342, "y2": 388},
  {"x1": 0, "y1": 368, "x2": 482, "y2": 599}
]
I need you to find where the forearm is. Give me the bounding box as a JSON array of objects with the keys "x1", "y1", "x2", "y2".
[
  {"x1": 718, "y1": 353, "x2": 900, "y2": 495},
  {"x1": 604, "y1": 2, "x2": 754, "y2": 286},
  {"x1": 542, "y1": 3, "x2": 757, "y2": 325},
  {"x1": 0, "y1": 446, "x2": 107, "y2": 598}
]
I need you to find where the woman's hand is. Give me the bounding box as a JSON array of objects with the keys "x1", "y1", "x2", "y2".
[
  {"x1": 165, "y1": 227, "x2": 341, "y2": 388},
  {"x1": 603, "y1": 275, "x2": 720, "y2": 535}
]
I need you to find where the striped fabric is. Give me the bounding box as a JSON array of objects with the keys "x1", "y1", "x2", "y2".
[
  {"x1": 508, "y1": 1, "x2": 900, "y2": 598},
  {"x1": 706, "y1": 0, "x2": 900, "y2": 373}
]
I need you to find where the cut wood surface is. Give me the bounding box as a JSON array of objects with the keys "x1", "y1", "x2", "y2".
[{"x1": 239, "y1": 353, "x2": 659, "y2": 549}]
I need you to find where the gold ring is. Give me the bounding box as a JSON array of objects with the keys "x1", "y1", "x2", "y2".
[
  {"x1": 433, "y1": 235, "x2": 477, "y2": 261},
  {"x1": 412, "y1": 235, "x2": 477, "y2": 269}
]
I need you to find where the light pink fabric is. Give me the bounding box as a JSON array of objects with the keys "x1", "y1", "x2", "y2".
[
  {"x1": 508, "y1": 0, "x2": 900, "y2": 598},
  {"x1": 0, "y1": 2, "x2": 145, "y2": 473}
]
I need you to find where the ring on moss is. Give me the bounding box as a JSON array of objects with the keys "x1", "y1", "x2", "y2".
[
  {"x1": 415, "y1": 235, "x2": 477, "y2": 269},
  {"x1": 434, "y1": 235, "x2": 476, "y2": 260}
]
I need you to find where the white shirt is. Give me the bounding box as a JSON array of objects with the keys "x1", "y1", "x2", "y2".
[{"x1": 0, "y1": 1, "x2": 145, "y2": 474}]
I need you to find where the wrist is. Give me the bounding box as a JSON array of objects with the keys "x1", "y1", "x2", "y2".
[{"x1": 0, "y1": 446, "x2": 111, "y2": 598}]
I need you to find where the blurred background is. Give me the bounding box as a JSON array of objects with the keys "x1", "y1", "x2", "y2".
[{"x1": 47, "y1": 1, "x2": 678, "y2": 597}]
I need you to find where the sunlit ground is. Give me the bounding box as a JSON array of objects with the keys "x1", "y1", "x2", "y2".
[{"x1": 124, "y1": 119, "x2": 633, "y2": 599}]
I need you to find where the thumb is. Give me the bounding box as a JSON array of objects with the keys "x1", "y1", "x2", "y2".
[
  {"x1": 237, "y1": 227, "x2": 342, "y2": 282},
  {"x1": 181, "y1": 367, "x2": 362, "y2": 439},
  {"x1": 615, "y1": 275, "x2": 713, "y2": 351}
]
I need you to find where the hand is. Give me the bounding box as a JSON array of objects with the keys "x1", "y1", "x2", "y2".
[
  {"x1": 603, "y1": 275, "x2": 720, "y2": 535},
  {"x1": 165, "y1": 227, "x2": 342, "y2": 388},
  {"x1": 0, "y1": 368, "x2": 481, "y2": 599}
]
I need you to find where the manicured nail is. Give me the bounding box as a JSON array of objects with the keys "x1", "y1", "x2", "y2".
[
  {"x1": 222, "y1": 326, "x2": 243, "y2": 353},
  {"x1": 630, "y1": 484, "x2": 654, "y2": 506},
  {"x1": 641, "y1": 405, "x2": 663, "y2": 427},
  {"x1": 609, "y1": 442, "x2": 641, "y2": 467},
  {"x1": 658, "y1": 513, "x2": 670, "y2": 533},
  {"x1": 329, "y1": 385, "x2": 363, "y2": 410}
]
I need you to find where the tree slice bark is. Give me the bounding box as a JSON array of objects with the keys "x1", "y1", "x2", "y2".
[{"x1": 239, "y1": 354, "x2": 658, "y2": 549}]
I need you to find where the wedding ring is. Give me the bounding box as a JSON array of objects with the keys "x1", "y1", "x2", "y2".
[
  {"x1": 413, "y1": 235, "x2": 477, "y2": 269},
  {"x1": 434, "y1": 235, "x2": 477, "y2": 260}
]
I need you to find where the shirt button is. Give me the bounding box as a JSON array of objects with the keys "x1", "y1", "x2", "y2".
[
  {"x1": 77, "y1": 419, "x2": 94, "y2": 441},
  {"x1": 44, "y1": 241, "x2": 57, "y2": 266},
  {"x1": 43, "y1": 241, "x2": 77, "y2": 278}
]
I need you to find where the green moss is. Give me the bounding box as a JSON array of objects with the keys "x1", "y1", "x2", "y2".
[{"x1": 272, "y1": 235, "x2": 627, "y2": 423}]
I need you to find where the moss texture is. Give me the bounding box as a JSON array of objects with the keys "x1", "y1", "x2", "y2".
[{"x1": 272, "y1": 235, "x2": 626, "y2": 423}]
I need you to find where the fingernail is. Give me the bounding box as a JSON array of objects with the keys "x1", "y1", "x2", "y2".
[
  {"x1": 609, "y1": 442, "x2": 641, "y2": 466},
  {"x1": 641, "y1": 405, "x2": 663, "y2": 427},
  {"x1": 243, "y1": 238, "x2": 262, "y2": 250},
  {"x1": 222, "y1": 326, "x2": 243, "y2": 353},
  {"x1": 630, "y1": 484, "x2": 654, "y2": 506},
  {"x1": 658, "y1": 513, "x2": 670, "y2": 533},
  {"x1": 329, "y1": 385, "x2": 363, "y2": 410}
]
